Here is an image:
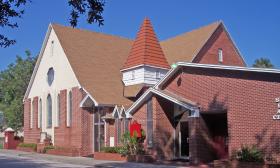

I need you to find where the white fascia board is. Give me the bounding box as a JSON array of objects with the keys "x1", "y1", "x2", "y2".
[
  {"x1": 177, "y1": 62, "x2": 280, "y2": 74},
  {"x1": 80, "y1": 88, "x2": 115, "y2": 108},
  {"x1": 155, "y1": 62, "x2": 280, "y2": 90},
  {"x1": 23, "y1": 23, "x2": 83, "y2": 102},
  {"x1": 154, "y1": 66, "x2": 179, "y2": 89},
  {"x1": 23, "y1": 24, "x2": 52, "y2": 102},
  {"x1": 119, "y1": 106, "x2": 126, "y2": 118},
  {"x1": 112, "y1": 105, "x2": 120, "y2": 118},
  {"x1": 79, "y1": 88, "x2": 98, "y2": 107},
  {"x1": 120, "y1": 64, "x2": 170, "y2": 72},
  {"x1": 126, "y1": 88, "x2": 196, "y2": 115},
  {"x1": 151, "y1": 88, "x2": 196, "y2": 110}
]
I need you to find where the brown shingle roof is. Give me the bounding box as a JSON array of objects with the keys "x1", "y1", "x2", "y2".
[
  {"x1": 51, "y1": 21, "x2": 221, "y2": 106},
  {"x1": 160, "y1": 21, "x2": 221, "y2": 64},
  {"x1": 123, "y1": 84, "x2": 145, "y2": 98},
  {"x1": 52, "y1": 24, "x2": 134, "y2": 106}
]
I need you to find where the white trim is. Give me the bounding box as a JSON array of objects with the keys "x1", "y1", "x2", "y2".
[
  {"x1": 155, "y1": 62, "x2": 280, "y2": 90},
  {"x1": 177, "y1": 62, "x2": 280, "y2": 74},
  {"x1": 23, "y1": 24, "x2": 82, "y2": 101},
  {"x1": 79, "y1": 91, "x2": 114, "y2": 108},
  {"x1": 112, "y1": 105, "x2": 120, "y2": 118},
  {"x1": 79, "y1": 88, "x2": 99, "y2": 107},
  {"x1": 120, "y1": 64, "x2": 170, "y2": 72},
  {"x1": 126, "y1": 88, "x2": 197, "y2": 115},
  {"x1": 154, "y1": 66, "x2": 178, "y2": 89},
  {"x1": 119, "y1": 106, "x2": 126, "y2": 118},
  {"x1": 23, "y1": 25, "x2": 52, "y2": 101}
]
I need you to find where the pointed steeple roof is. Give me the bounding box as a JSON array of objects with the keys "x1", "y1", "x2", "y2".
[{"x1": 122, "y1": 18, "x2": 170, "y2": 70}]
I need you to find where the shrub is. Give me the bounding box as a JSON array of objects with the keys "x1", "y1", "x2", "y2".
[
  {"x1": 101, "y1": 146, "x2": 124, "y2": 154},
  {"x1": 121, "y1": 131, "x2": 145, "y2": 155},
  {"x1": 18, "y1": 143, "x2": 37, "y2": 150},
  {"x1": 0, "y1": 143, "x2": 3, "y2": 149},
  {"x1": 43, "y1": 145, "x2": 55, "y2": 153},
  {"x1": 233, "y1": 145, "x2": 264, "y2": 163}
]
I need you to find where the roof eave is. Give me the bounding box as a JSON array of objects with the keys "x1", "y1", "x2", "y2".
[{"x1": 23, "y1": 24, "x2": 53, "y2": 102}]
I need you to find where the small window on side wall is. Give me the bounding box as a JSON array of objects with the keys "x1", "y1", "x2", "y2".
[
  {"x1": 156, "y1": 71, "x2": 160, "y2": 79},
  {"x1": 131, "y1": 70, "x2": 135, "y2": 80},
  {"x1": 218, "y1": 48, "x2": 223, "y2": 63}
]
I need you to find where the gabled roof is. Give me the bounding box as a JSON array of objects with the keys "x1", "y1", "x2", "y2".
[
  {"x1": 160, "y1": 21, "x2": 222, "y2": 64},
  {"x1": 52, "y1": 24, "x2": 134, "y2": 106},
  {"x1": 24, "y1": 20, "x2": 235, "y2": 107},
  {"x1": 125, "y1": 87, "x2": 198, "y2": 115},
  {"x1": 122, "y1": 18, "x2": 170, "y2": 70}
]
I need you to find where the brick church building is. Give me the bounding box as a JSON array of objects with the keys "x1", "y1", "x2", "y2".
[{"x1": 23, "y1": 18, "x2": 280, "y2": 163}]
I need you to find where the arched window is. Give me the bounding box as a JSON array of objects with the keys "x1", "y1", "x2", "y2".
[
  {"x1": 67, "y1": 91, "x2": 72, "y2": 127},
  {"x1": 47, "y1": 94, "x2": 52, "y2": 128},
  {"x1": 38, "y1": 99, "x2": 42, "y2": 128},
  {"x1": 57, "y1": 94, "x2": 60, "y2": 127}
]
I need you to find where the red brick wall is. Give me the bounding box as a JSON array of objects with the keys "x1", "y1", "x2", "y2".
[
  {"x1": 54, "y1": 89, "x2": 71, "y2": 146},
  {"x1": 153, "y1": 96, "x2": 174, "y2": 160},
  {"x1": 193, "y1": 25, "x2": 245, "y2": 66},
  {"x1": 23, "y1": 97, "x2": 41, "y2": 143},
  {"x1": 23, "y1": 98, "x2": 31, "y2": 142},
  {"x1": 163, "y1": 67, "x2": 280, "y2": 160},
  {"x1": 54, "y1": 87, "x2": 93, "y2": 156},
  {"x1": 106, "y1": 120, "x2": 115, "y2": 146},
  {"x1": 132, "y1": 96, "x2": 175, "y2": 160}
]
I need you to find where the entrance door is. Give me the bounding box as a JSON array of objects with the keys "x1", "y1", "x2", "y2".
[
  {"x1": 94, "y1": 111, "x2": 105, "y2": 152},
  {"x1": 180, "y1": 122, "x2": 189, "y2": 157}
]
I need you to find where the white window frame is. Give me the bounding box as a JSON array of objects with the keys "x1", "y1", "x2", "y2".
[
  {"x1": 156, "y1": 70, "x2": 160, "y2": 79},
  {"x1": 131, "y1": 70, "x2": 135, "y2": 80},
  {"x1": 218, "y1": 48, "x2": 223, "y2": 63}
]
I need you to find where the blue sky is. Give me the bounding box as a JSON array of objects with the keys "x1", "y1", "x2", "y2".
[{"x1": 0, "y1": 0, "x2": 280, "y2": 70}]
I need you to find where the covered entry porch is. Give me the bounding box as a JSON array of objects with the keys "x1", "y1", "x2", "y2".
[{"x1": 127, "y1": 88, "x2": 228, "y2": 164}]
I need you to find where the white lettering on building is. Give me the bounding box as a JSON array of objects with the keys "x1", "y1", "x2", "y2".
[{"x1": 273, "y1": 97, "x2": 280, "y2": 120}]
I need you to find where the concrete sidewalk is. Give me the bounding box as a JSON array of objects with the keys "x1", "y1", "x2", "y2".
[{"x1": 0, "y1": 149, "x2": 183, "y2": 168}]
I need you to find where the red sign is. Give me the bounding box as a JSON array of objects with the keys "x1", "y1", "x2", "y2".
[{"x1": 130, "y1": 121, "x2": 141, "y2": 138}]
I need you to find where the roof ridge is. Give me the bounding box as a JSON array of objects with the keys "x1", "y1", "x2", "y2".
[
  {"x1": 51, "y1": 23, "x2": 133, "y2": 41},
  {"x1": 160, "y1": 20, "x2": 221, "y2": 42}
]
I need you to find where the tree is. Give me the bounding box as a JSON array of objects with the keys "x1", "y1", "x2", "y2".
[
  {"x1": 0, "y1": 0, "x2": 105, "y2": 48},
  {"x1": 0, "y1": 50, "x2": 36, "y2": 132},
  {"x1": 252, "y1": 57, "x2": 274, "y2": 68}
]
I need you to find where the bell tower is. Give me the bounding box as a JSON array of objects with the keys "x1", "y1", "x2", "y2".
[{"x1": 121, "y1": 18, "x2": 170, "y2": 87}]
